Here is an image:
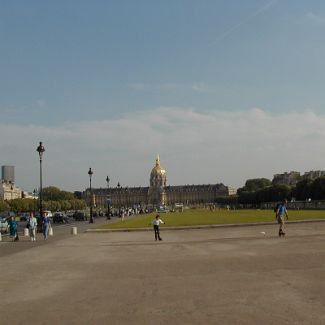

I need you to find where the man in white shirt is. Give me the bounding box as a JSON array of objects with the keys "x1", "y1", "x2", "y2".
[
  {"x1": 152, "y1": 214, "x2": 165, "y2": 241},
  {"x1": 28, "y1": 213, "x2": 38, "y2": 241}
]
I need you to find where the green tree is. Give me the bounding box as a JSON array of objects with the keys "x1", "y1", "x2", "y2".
[
  {"x1": 293, "y1": 179, "x2": 312, "y2": 201},
  {"x1": 0, "y1": 200, "x2": 9, "y2": 212},
  {"x1": 238, "y1": 184, "x2": 292, "y2": 205},
  {"x1": 60, "y1": 200, "x2": 72, "y2": 212},
  {"x1": 265, "y1": 184, "x2": 291, "y2": 202},
  {"x1": 242, "y1": 178, "x2": 272, "y2": 192},
  {"x1": 40, "y1": 186, "x2": 85, "y2": 212},
  {"x1": 8, "y1": 198, "x2": 36, "y2": 213},
  {"x1": 310, "y1": 177, "x2": 325, "y2": 200},
  {"x1": 72, "y1": 199, "x2": 87, "y2": 210},
  {"x1": 215, "y1": 196, "x2": 238, "y2": 205},
  {"x1": 42, "y1": 186, "x2": 74, "y2": 201},
  {"x1": 238, "y1": 191, "x2": 256, "y2": 204}
]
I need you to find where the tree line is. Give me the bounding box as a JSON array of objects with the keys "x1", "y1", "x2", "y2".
[
  {"x1": 217, "y1": 177, "x2": 325, "y2": 205},
  {"x1": 0, "y1": 186, "x2": 86, "y2": 214},
  {"x1": 2, "y1": 178, "x2": 325, "y2": 213}
]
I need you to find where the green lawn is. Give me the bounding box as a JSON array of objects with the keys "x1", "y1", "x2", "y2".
[{"x1": 101, "y1": 208, "x2": 325, "y2": 229}]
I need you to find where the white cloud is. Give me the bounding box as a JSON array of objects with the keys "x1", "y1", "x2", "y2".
[
  {"x1": 190, "y1": 83, "x2": 216, "y2": 93},
  {"x1": 128, "y1": 82, "x2": 215, "y2": 93},
  {"x1": 1, "y1": 108, "x2": 325, "y2": 192}
]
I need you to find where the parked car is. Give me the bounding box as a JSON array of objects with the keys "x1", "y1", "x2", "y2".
[
  {"x1": 20, "y1": 213, "x2": 31, "y2": 221},
  {"x1": 53, "y1": 212, "x2": 69, "y2": 224},
  {"x1": 73, "y1": 211, "x2": 88, "y2": 221},
  {"x1": 158, "y1": 206, "x2": 169, "y2": 213},
  {"x1": 66, "y1": 211, "x2": 75, "y2": 218},
  {"x1": 0, "y1": 211, "x2": 15, "y2": 219},
  {"x1": 0, "y1": 217, "x2": 9, "y2": 234},
  {"x1": 43, "y1": 210, "x2": 53, "y2": 220}
]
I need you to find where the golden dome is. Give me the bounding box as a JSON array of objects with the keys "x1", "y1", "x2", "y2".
[
  {"x1": 151, "y1": 155, "x2": 166, "y2": 176},
  {"x1": 149, "y1": 154, "x2": 167, "y2": 198}
]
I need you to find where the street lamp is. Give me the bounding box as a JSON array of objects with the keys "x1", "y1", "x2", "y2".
[
  {"x1": 106, "y1": 176, "x2": 111, "y2": 220},
  {"x1": 117, "y1": 182, "x2": 121, "y2": 214},
  {"x1": 36, "y1": 142, "x2": 45, "y2": 232},
  {"x1": 88, "y1": 168, "x2": 94, "y2": 223},
  {"x1": 33, "y1": 188, "x2": 37, "y2": 217}
]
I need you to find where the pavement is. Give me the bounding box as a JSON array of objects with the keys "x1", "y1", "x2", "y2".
[
  {"x1": 0, "y1": 217, "x2": 110, "y2": 257},
  {"x1": 0, "y1": 221, "x2": 325, "y2": 325}
]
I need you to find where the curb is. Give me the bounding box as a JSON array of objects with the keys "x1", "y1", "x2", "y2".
[{"x1": 85, "y1": 218, "x2": 325, "y2": 233}]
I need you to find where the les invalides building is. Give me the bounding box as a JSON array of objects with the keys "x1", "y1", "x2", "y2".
[{"x1": 89, "y1": 155, "x2": 234, "y2": 209}]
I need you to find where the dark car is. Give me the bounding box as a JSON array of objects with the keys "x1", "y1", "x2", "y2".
[
  {"x1": 73, "y1": 211, "x2": 88, "y2": 221},
  {"x1": 53, "y1": 212, "x2": 69, "y2": 224}
]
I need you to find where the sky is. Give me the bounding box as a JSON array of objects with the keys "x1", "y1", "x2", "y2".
[{"x1": 1, "y1": 0, "x2": 325, "y2": 192}]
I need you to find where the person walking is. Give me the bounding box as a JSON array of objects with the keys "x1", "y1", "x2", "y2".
[
  {"x1": 28, "y1": 213, "x2": 38, "y2": 241},
  {"x1": 274, "y1": 202, "x2": 281, "y2": 219},
  {"x1": 276, "y1": 199, "x2": 289, "y2": 237},
  {"x1": 42, "y1": 214, "x2": 51, "y2": 240},
  {"x1": 152, "y1": 214, "x2": 165, "y2": 241},
  {"x1": 8, "y1": 215, "x2": 19, "y2": 241}
]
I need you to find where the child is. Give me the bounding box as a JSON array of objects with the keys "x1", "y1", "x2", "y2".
[{"x1": 152, "y1": 214, "x2": 165, "y2": 241}]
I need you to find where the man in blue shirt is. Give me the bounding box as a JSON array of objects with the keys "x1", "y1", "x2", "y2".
[
  {"x1": 276, "y1": 199, "x2": 289, "y2": 237},
  {"x1": 42, "y1": 215, "x2": 51, "y2": 240}
]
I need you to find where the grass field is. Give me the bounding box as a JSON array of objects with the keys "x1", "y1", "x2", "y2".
[{"x1": 101, "y1": 208, "x2": 325, "y2": 229}]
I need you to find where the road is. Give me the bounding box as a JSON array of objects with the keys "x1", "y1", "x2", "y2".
[{"x1": 1, "y1": 221, "x2": 325, "y2": 324}]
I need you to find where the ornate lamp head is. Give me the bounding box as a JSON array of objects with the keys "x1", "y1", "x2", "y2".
[{"x1": 36, "y1": 142, "x2": 45, "y2": 159}]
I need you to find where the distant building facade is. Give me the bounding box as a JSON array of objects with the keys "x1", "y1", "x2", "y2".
[
  {"x1": 272, "y1": 171, "x2": 301, "y2": 186},
  {"x1": 0, "y1": 165, "x2": 22, "y2": 200},
  {"x1": 88, "y1": 156, "x2": 234, "y2": 209},
  {"x1": 0, "y1": 181, "x2": 22, "y2": 200},
  {"x1": 1, "y1": 165, "x2": 15, "y2": 183},
  {"x1": 303, "y1": 170, "x2": 325, "y2": 180},
  {"x1": 272, "y1": 170, "x2": 325, "y2": 186}
]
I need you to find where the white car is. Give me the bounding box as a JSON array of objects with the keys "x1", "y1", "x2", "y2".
[
  {"x1": 0, "y1": 217, "x2": 9, "y2": 234},
  {"x1": 43, "y1": 210, "x2": 53, "y2": 218}
]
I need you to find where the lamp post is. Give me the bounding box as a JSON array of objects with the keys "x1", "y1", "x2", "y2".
[
  {"x1": 33, "y1": 188, "x2": 37, "y2": 217},
  {"x1": 106, "y1": 176, "x2": 111, "y2": 220},
  {"x1": 88, "y1": 168, "x2": 94, "y2": 223},
  {"x1": 117, "y1": 182, "x2": 121, "y2": 215},
  {"x1": 36, "y1": 142, "x2": 45, "y2": 232}
]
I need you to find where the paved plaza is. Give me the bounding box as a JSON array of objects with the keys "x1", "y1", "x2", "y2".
[{"x1": 1, "y1": 222, "x2": 325, "y2": 325}]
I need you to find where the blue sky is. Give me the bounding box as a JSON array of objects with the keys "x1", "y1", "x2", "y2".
[{"x1": 1, "y1": 0, "x2": 325, "y2": 192}]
